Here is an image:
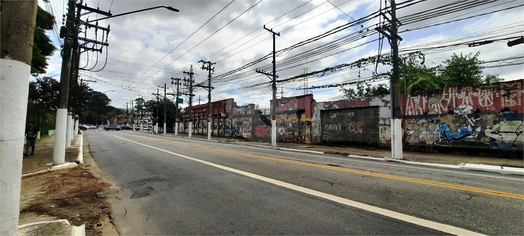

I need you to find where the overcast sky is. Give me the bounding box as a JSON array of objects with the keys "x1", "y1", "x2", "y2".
[{"x1": 39, "y1": 0, "x2": 524, "y2": 109}]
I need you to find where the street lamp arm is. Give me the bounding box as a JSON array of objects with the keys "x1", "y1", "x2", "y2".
[{"x1": 86, "y1": 6, "x2": 179, "y2": 23}]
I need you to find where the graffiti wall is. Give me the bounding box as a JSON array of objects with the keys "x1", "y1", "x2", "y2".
[
  {"x1": 403, "y1": 80, "x2": 524, "y2": 152},
  {"x1": 252, "y1": 114, "x2": 271, "y2": 142},
  {"x1": 276, "y1": 111, "x2": 312, "y2": 143},
  {"x1": 321, "y1": 107, "x2": 380, "y2": 144},
  {"x1": 312, "y1": 97, "x2": 390, "y2": 145}
]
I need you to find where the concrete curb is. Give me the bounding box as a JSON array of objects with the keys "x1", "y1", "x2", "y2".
[{"x1": 377, "y1": 155, "x2": 523, "y2": 175}]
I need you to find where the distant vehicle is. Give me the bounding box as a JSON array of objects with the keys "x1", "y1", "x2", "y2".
[
  {"x1": 104, "y1": 125, "x2": 121, "y2": 131},
  {"x1": 88, "y1": 125, "x2": 98, "y2": 129},
  {"x1": 79, "y1": 124, "x2": 88, "y2": 130},
  {"x1": 142, "y1": 126, "x2": 153, "y2": 131},
  {"x1": 121, "y1": 125, "x2": 133, "y2": 130}
]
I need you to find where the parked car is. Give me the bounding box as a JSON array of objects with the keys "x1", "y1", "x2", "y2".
[
  {"x1": 142, "y1": 126, "x2": 153, "y2": 131},
  {"x1": 121, "y1": 125, "x2": 133, "y2": 130},
  {"x1": 104, "y1": 125, "x2": 121, "y2": 131},
  {"x1": 79, "y1": 124, "x2": 88, "y2": 130}
]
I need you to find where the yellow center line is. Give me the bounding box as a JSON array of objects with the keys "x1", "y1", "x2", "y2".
[{"x1": 120, "y1": 133, "x2": 524, "y2": 200}]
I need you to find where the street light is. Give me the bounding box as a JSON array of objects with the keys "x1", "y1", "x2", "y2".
[
  {"x1": 53, "y1": 2, "x2": 179, "y2": 166},
  {"x1": 85, "y1": 6, "x2": 179, "y2": 23}
]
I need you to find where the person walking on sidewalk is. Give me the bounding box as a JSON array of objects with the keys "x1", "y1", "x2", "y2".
[{"x1": 24, "y1": 121, "x2": 39, "y2": 156}]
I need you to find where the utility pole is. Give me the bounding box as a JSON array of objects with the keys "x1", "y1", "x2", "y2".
[
  {"x1": 131, "y1": 98, "x2": 135, "y2": 130},
  {"x1": 170, "y1": 77, "x2": 182, "y2": 135},
  {"x1": 198, "y1": 60, "x2": 216, "y2": 140},
  {"x1": 163, "y1": 83, "x2": 167, "y2": 135},
  {"x1": 375, "y1": 0, "x2": 402, "y2": 159},
  {"x1": 303, "y1": 68, "x2": 309, "y2": 95},
  {"x1": 256, "y1": 25, "x2": 280, "y2": 147},
  {"x1": 152, "y1": 88, "x2": 160, "y2": 134},
  {"x1": 183, "y1": 65, "x2": 196, "y2": 138},
  {"x1": 53, "y1": 0, "x2": 76, "y2": 164},
  {"x1": 0, "y1": 1, "x2": 38, "y2": 234}
]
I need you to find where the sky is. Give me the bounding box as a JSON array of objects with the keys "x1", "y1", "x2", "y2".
[{"x1": 38, "y1": 0, "x2": 524, "y2": 109}]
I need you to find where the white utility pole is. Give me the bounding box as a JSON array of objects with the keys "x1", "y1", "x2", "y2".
[{"x1": 0, "y1": 1, "x2": 37, "y2": 234}]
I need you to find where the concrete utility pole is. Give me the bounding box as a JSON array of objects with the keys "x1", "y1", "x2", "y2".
[
  {"x1": 198, "y1": 60, "x2": 216, "y2": 140},
  {"x1": 131, "y1": 99, "x2": 135, "y2": 130},
  {"x1": 170, "y1": 77, "x2": 182, "y2": 136},
  {"x1": 0, "y1": 2, "x2": 38, "y2": 234},
  {"x1": 256, "y1": 25, "x2": 280, "y2": 147},
  {"x1": 183, "y1": 66, "x2": 195, "y2": 138},
  {"x1": 163, "y1": 83, "x2": 167, "y2": 135},
  {"x1": 53, "y1": 0, "x2": 76, "y2": 164},
  {"x1": 153, "y1": 88, "x2": 160, "y2": 134},
  {"x1": 375, "y1": 0, "x2": 402, "y2": 159}
]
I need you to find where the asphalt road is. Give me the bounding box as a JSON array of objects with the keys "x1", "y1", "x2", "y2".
[{"x1": 85, "y1": 129, "x2": 524, "y2": 235}]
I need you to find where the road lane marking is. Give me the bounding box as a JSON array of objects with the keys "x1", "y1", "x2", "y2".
[
  {"x1": 114, "y1": 135, "x2": 485, "y2": 235},
  {"x1": 119, "y1": 133, "x2": 524, "y2": 201}
]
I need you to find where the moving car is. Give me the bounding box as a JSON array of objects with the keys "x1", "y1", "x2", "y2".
[
  {"x1": 121, "y1": 125, "x2": 133, "y2": 130},
  {"x1": 104, "y1": 125, "x2": 121, "y2": 131}
]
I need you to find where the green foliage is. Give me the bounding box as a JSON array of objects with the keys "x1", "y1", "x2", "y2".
[
  {"x1": 27, "y1": 77, "x2": 60, "y2": 135},
  {"x1": 407, "y1": 76, "x2": 440, "y2": 94},
  {"x1": 69, "y1": 82, "x2": 94, "y2": 115},
  {"x1": 81, "y1": 89, "x2": 120, "y2": 124},
  {"x1": 28, "y1": 77, "x2": 60, "y2": 113},
  {"x1": 341, "y1": 81, "x2": 390, "y2": 100},
  {"x1": 439, "y1": 52, "x2": 483, "y2": 87},
  {"x1": 31, "y1": 6, "x2": 56, "y2": 75},
  {"x1": 483, "y1": 74, "x2": 504, "y2": 85},
  {"x1": 398, "y1": 54, "x2": 438, "y2": 94},
  {"x1": 140, "y1": 98, "x2": 184, "y2": 128}
]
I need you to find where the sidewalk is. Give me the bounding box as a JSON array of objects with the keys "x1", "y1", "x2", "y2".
[
  {"x1": 170, "y1": 133, "x2": 524, "y2": 175},
  {"x1": 18, "y1": 134, "x2": 86, "y2": 236}
]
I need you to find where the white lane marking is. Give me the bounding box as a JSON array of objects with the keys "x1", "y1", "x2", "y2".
[
  {"x1": 145, "y1": 133, "x2": 523, "y2": 182},
  {"x1": 114, "y1": 135, "x2": 485, "y2": 236}
]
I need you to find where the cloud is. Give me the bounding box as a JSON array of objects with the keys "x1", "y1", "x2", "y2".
[{"x1": 38, "y1": 0, "x2": 523, "y2": 109}]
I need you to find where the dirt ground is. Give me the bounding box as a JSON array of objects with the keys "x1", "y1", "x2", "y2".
[{"x1": 19, "y1": 135, "x2": 119, "y2": 235}]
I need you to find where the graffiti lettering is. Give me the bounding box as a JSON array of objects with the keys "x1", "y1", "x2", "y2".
[
  {"x1": 404, "y1": 82, "x2": 524, "y2": 116},
  {"x1": 324, "y1": 122, "x2": 343, "y2": 131},
  {"x1": 346, "y1": 122, "x2": 363, "y2": 135},
  {"x1": 254, "y1": 126, "x2": 270, "y2": 138}
]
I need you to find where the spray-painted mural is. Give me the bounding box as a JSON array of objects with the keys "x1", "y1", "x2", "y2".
[
  {"x1": 321, "y1": 107, "x2": 380, "y2": 144},
  {"x1": 179, "y1": 80, "x2": 522, "y2": 155},
  {"x1": 403, "y1": 80, "x2": 524, "y2": 152}
]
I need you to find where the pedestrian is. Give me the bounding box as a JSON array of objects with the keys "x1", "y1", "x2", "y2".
[{"x1": 25, "y1": 121, "x2": 39, "y2": 156}]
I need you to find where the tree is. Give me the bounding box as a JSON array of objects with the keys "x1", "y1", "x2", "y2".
[
  {"x1": 483, "y1": 74, "x2": 504, "y2": 85},
  {"x1": 27, "y1": 77, "x2": 60, "y2": 135},
  {"x1": 439, "y1": 52, "x2": 483, "y2": 87},
  {"x1": 31, "y1": 6, "x2": 56, "y2": 75},
  {"x1": 398, "y1": 53, "x2": 438, "y2": 94},
  {"x1": 69, "y1": 82, "x2": 93, "y2": 116},
  {"x1": 341, "y1": 81, "x2": 389, "y2": 100},
  {"x1": 407, "y1": 76, "x2": 440, "y2": 94}
]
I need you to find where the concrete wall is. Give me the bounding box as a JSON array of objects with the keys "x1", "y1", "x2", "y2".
[
  {"x1": 402, "y1": 80, "x2": 524, "y2": 152},
  {"x1": 311, "y1": 97, "x2": 391, "y2": 145},
  {"x1": 230, "y1": 103, "x2": 256, "y2": 139},
  {"x1": 321, "y1": 107, "x2": 380, "y2": 144},
  {"x1": 272, "y1": 95, "x2": 314, "y2": 143},
  {"x1": 179, "y1": 80, "x2": 523, "y2": 154}
]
